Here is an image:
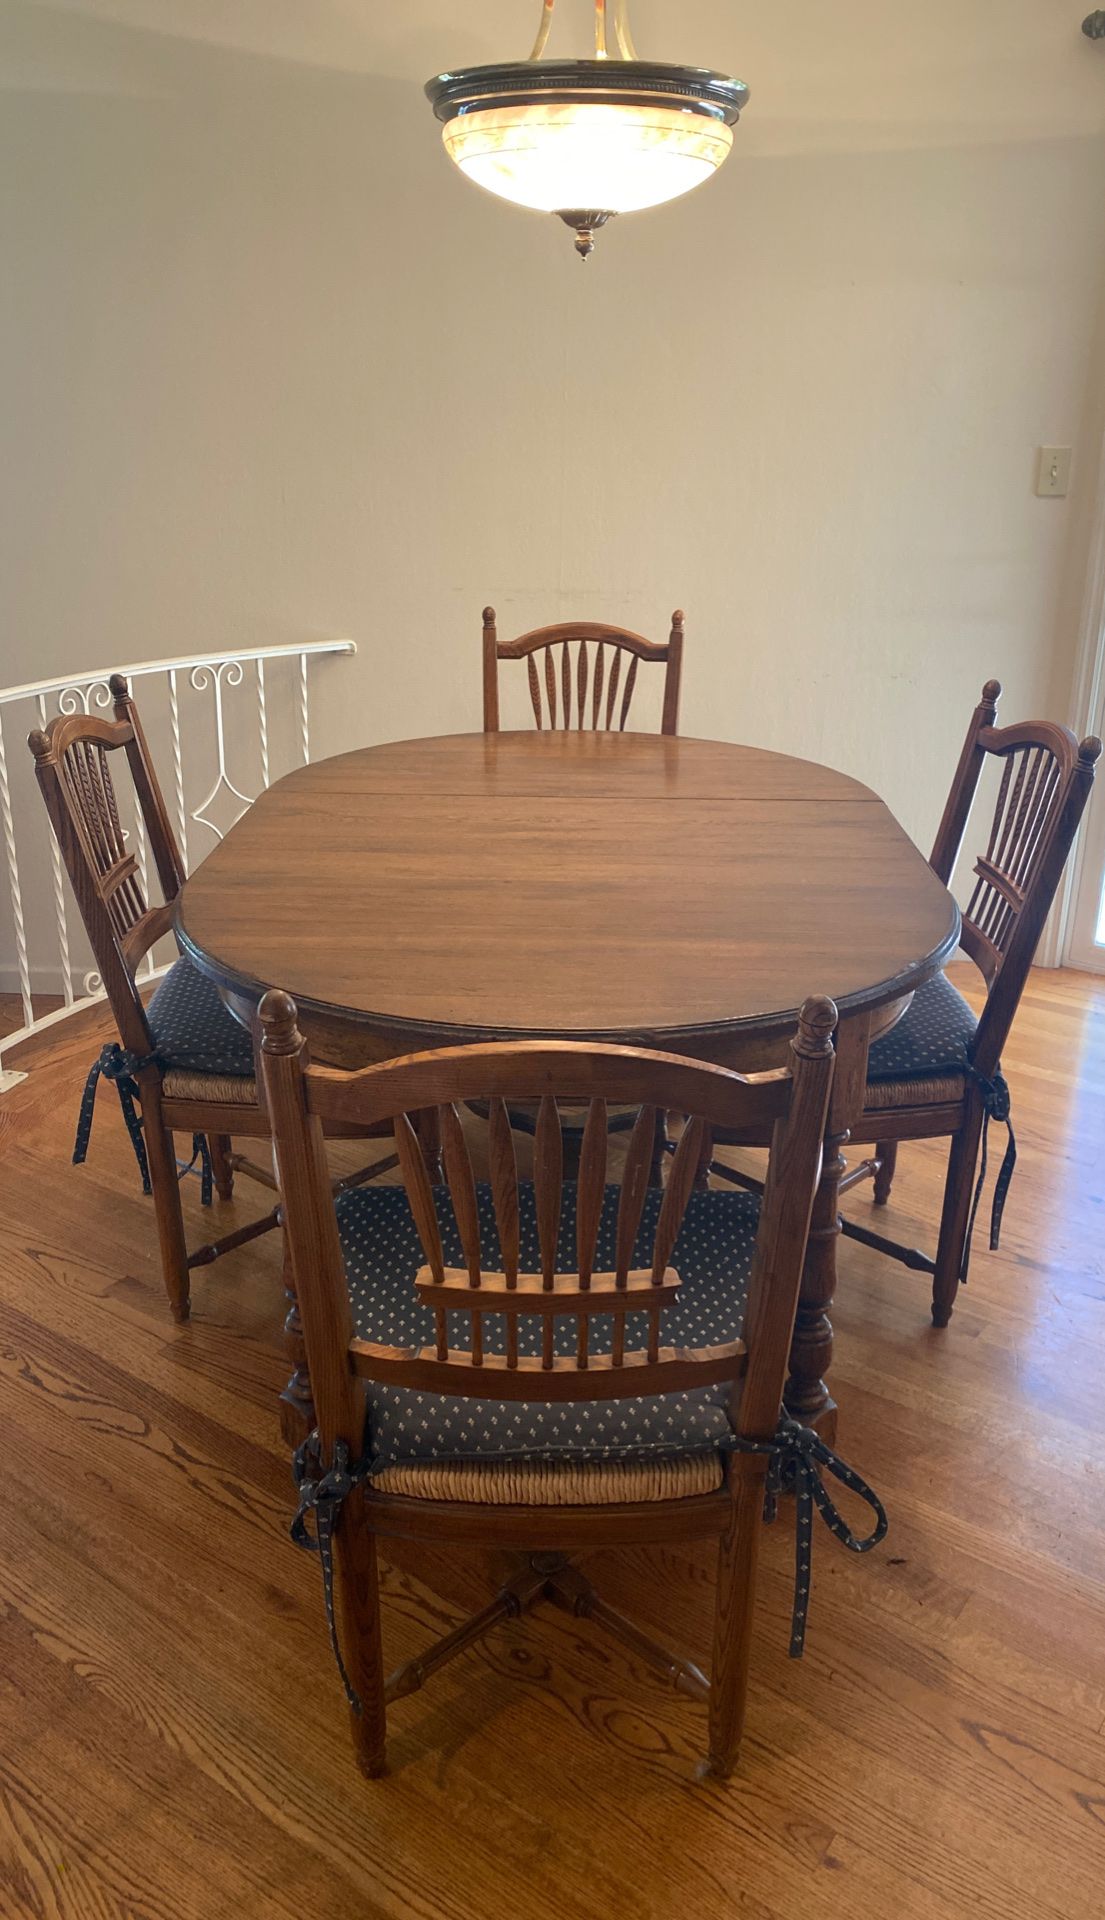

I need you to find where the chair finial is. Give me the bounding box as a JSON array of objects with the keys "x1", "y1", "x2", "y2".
[
  {"x1": 671, "y1": 609, "x2": 685, "y2": 630},
  {"x1": 27, "y1": 728, "x2": 50, "y2": 761},
  {"x1": 259, "y1": 988, "x2": 302, "y2": 1055},
  {"x1": 1079, "y1": 735, "x2": 1103, "y2": 767},
  {"x1": 109, "y1": 673, "x2": 132, "y2": 724},
  {"x1": 482, "y1": 606, "x2": 496, "y2": 627},
  {"x1": 981, "y1": 678, "x2": 1002, "y2": 703},
  {"x1": 794, "y1": 996, "x2": 838, "y2": 1058}
]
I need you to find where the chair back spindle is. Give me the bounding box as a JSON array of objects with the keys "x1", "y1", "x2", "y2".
[{"x1": 482, "y1": 609, "x2": 684, "y2": 736}]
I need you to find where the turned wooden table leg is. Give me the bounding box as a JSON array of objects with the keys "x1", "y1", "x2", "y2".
[
  {"x1": 693, "y1": 1119, "x2": 712, "y2": 1191},
  {"x1": 784, "y1": 1125, "x2": 846, "y2": 1443},
  {"x1": 209, "y1": 1131, "x2": 235, "y2": 1201},
  {"x1": 279, "y1": 1226, "x2": 316, "y2": 1447},
  {"x1": 784, "y1": 1012, "x2": 869, "y2": 1445},
  {"x1": 417, "y1": 1106, "x2": 443, "y2": 1182}
]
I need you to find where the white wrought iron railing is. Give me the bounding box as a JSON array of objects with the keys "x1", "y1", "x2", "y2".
[{"x1": 0, "y1": 639, "x2": 355, "y2": 1089}]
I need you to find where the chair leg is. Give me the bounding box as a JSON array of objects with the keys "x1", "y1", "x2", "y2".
[
  {"x1": 335, "y1": 1496, "x2": 388, "y2": 1779},
  {"x1": 872, "y1": 1140, "x2": 897, "y2": 1206},
  {"x1": 143, "y1": 1110, "x2": 191, "y2": 1323},
  {"x1": 931, "y1": 1103, "x2": 985, "y2": 1329},
  {"x1": 209, "y1": 1132, "x2": 235, "y2": 1202},
  {"x1": 707, "y1": 1473, "x2": 763, "y2": 1778}
]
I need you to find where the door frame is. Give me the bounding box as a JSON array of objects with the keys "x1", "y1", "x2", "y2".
[{"x1": 1056, "y1": 416, "x2": 1105, "y2": 973}]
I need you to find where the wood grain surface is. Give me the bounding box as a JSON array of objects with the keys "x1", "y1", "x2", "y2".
[
  {"x1": 177, "y1": 733, "x2": 959, "y2": 1056},
  {"x1": 1, "y1": 963, "x2": 1103, "y2": 1917}
]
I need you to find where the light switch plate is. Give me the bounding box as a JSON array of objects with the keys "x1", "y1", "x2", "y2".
[{"x1": 1037, "y1": 446, "x2": 1072, "y2": 497}]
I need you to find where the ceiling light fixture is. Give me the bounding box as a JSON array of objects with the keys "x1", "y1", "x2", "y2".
[{"x1": 425, "y1": 0, "x2": 748, "y2": 260}]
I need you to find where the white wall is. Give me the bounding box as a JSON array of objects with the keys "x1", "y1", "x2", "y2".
[{"x1": 2, "y1": 0, "x2": 1104, "y2": 946}]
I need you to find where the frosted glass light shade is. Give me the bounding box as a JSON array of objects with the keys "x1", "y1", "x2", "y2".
[
  {"x1": 442, "y1": 101, "x2": 734, "y2": 216},
  {"x1": 426, "y1": 59, "x2": 748, "y2": 255}
]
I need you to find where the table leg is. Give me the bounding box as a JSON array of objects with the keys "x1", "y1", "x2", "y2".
[
  {"x1": 270, "y1": 1139, "x2": 315, "y2": 1446},
  {"x1": 784, "y1": 1013, "x2": 870, "y2": 1445},
  {"x1": 418, "y1": 1106, "x2": 443, "y2": 1182},
  {"x1": 784, "y1": 1125, "x2": 846, "y2": 1444},
  {"x1": 279, "y1": 1227, "x2": 316, "y2": 1447}
]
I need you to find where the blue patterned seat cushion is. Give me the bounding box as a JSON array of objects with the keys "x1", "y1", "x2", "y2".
[
  {"x1": 866, "y1": 973, "x2": 978, "y2": 1083},
  {"x1": 146, "y1": 957, "x2": 255, "y2": 1077},
  {"x1": 335, "y1": 1181, "x2": 759, "y2": 1471}
]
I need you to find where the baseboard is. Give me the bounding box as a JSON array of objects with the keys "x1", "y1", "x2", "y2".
[{"x1": 0, "y1": 963, "x2": 74, "y2": 997}]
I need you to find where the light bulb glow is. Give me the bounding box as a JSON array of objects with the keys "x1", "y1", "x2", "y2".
[{"x1": 442, "y1": 101, "x2": 733, "y2": 215}]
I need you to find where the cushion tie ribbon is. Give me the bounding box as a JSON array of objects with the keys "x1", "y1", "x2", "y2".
[
  {"x1": 73, "y1": 1043, "x2": 157, "y2": 1191},
  {"x1": 73, "y1": 1041, "x2": 214, "y2": 1205},
  {"x1": 732, "y1": 1415, "x2": 888, "y2": 1656},
  {"x1": 291, "y1": 1432, "x2": 373, "y2": 1713},
  {"x1": 961, "y1": 1061, "x2": 1016, "y2": 1283}
]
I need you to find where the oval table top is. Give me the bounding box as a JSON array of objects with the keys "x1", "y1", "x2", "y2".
[{"x1": 176, "y1": 732, "x2": 959, "y2": 1069}]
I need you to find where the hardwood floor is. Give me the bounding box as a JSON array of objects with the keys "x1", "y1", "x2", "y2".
[
  {"x1": 1, "y1": 963, "x2": 1104, "y2": 1919},
  {"x1": 0, "y1": 994, "x2": 62, "y2": 1042}
]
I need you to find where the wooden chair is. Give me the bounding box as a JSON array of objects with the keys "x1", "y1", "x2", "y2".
[
  {"x1": 482, "y1": 607, "x2": 684, "y2": 735},
  {"x1": 28, "y1": 674, "x2": 393, "y2": 1337},
  {"x1": 262, "y1": 990, "x2": 886, "y2": 1780},
  {"x1": 839, "y1": 681, "x2": 1102, "y2": 1325}
]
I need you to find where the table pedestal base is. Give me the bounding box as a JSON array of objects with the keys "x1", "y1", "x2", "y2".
[
  {"x1": 279, "y1": 1231, "x2": 316, "y2": 1447},
  {"x1": 783, "y1": 1125, "x2": 846, "y2": 1446}
]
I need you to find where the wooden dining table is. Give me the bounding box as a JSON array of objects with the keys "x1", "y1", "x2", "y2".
[{"x1": 177, "y1": 731, "x2": 960, "y2": 1439}]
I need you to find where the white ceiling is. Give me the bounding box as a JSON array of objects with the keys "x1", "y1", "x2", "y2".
[{"x1": 4, "y1": 0, "x2": 1105, "y2": 152}]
